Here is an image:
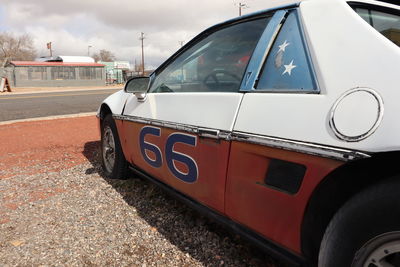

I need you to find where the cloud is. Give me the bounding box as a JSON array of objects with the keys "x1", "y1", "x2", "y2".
[{"x1": 0, "y1": 0, "x2": 297, "y2": 68}]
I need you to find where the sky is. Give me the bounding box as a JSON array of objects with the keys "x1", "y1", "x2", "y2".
[{"x1": 0, "y1": 0, "x2": 296, "y2": 69}]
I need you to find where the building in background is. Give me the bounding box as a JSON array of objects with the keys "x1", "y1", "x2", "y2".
[
  {"x1": 100, "y1": 61, "x2": 130, "y2": 84},
  {"x1": 36, "y1": 56, "x2": 96, "y2": 63},
  {"x1": 2, "y1": 56, "x2": 105, "y2": 87}
]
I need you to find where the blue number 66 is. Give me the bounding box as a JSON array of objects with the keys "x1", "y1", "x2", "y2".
[{"x1": 139, "y1": 127, "x2": 198, "y2": 183}]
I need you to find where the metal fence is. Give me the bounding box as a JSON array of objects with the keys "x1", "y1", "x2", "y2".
[{"x1": 105, "y1": 69, "x2": 126, "y2": 85}]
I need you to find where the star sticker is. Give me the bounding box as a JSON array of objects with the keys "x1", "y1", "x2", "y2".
[
  {"x1": 278, "y1": 40, "x2": 290, "y2": 53},
  {"x1": 282, "y1": 60, "x2": 297, "y2": 76}
]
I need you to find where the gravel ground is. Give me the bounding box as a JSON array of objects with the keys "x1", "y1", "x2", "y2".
[{"x1": 0, "y1": 144, "x2": 287, "y2": 267}]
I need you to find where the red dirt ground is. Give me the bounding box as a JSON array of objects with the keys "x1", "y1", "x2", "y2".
[
  {"x1": 0, "y1": 116, "x2": 100, "y2": 224},
  {"x1": 0, "y1": 116, "x2": 99, "y2": 179}
]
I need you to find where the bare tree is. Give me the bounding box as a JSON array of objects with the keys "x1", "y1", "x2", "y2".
[
  {"x1": 0, "y1": 33, "x2": 37, "y2": 62},
  {"x1": 92, "y1": 49, "x2": 115, "y2": 62}
]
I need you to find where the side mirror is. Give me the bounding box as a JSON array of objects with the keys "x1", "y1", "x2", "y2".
[{"x1": 124, "y1": 77, "x2": 150, "y2": 102}]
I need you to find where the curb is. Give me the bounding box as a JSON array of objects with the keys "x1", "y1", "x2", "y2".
[
  {"x1": 0, "y1": 112, "x2": 97, "y2": 126},
  {"x1": 0, "y1": 86, "x2": 123, "y2": 96}
]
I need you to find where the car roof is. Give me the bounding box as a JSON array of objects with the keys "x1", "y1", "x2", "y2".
[
  {"x1": 214, "y1": 0, "x2": 398, "y2": 33},
  {"x1": 152, "y1": 0, "x2": 398, "y2": 77}
]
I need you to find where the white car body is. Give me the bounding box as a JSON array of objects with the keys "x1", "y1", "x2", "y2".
[
  {"x1": 98, "y1": 0, "x2": 400, "y2": 265},
  {"x1": 102, "y1": 0, "x2": 400, "y2": 155}
]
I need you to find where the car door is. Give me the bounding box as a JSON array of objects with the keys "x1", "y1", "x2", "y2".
[
  {"x1": 225, "y1": 9, "x2": 345, "y2": 252},
  {"x1": 119, "y1": 15, "x2": 275, "y2": 213}
]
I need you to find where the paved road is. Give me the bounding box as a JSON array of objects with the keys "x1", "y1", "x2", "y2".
[{"x1": 0, "y1": 89, "x2": 120, "y2": 122}]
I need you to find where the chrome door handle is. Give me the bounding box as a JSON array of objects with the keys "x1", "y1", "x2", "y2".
[{"x1": 198, "y1": 128, "x2": 220, "y2": 139}]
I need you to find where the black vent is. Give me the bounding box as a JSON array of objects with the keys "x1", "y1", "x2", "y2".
[{"x1": 264, "y1": 159, "x2": 306, "y2": 194}]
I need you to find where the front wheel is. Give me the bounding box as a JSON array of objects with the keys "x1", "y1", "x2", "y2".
[
  {"x1": 101, "y1": 114, "x2": 129, "y2": 179},
  {"x1": 318, "y1": 179, "x2": 400, "y2": 267}
]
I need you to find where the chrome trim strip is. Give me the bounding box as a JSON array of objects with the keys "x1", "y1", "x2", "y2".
[
  {"x1": 114, "y1": 114, "x2": 370, "y2": 161},
  {"x1": 231, "y1": 132, "x2": 370, "y2": 161},
  {"x1": 113, "y1": 114, "x2": 231, "y2": 140}
]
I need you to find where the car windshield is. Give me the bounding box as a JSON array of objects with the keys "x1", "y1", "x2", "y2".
[{"x1": 354, "y1": 7, "x2": 400, "y2": 47}]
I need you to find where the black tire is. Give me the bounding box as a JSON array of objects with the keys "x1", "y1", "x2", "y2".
[
  {"x1": 318, "y1": 179, "x2": 400, "y2": 267},
  {"x1": 101, "y1": 114, "x2": 129, "y2": 179}
]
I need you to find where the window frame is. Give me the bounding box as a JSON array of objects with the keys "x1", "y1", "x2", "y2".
[
  {"x1": 147, "y1": 4, "x2": 299, "y2": 94},
  {"x1": 350, "y1": 2, "x2": 400, "y2": 46},
  {"x1": 148, "y1": 16, "x2": 273, "y2": 94},
  {"x1": 50, "y1": 66, "x2": 76, "y2": 80},
  {"x1": 241, "y1": 9, "x2": 320, "y2": 94},
  {"x1": 28, "y1": 67, "x2": 47, "y2": 80},
  {"x1": 79, "y1": 67, "x2": 103, "y2": 80},
  {"x1": 349, "y1": 2, "x2": 400, "y2": 16}
]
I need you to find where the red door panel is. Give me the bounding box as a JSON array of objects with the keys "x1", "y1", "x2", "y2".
[
  {"x1": 119, "y1": 120, "x2": 230, "y2": 213},
  {"x1": 225, "y1": 141, "x2": 343, "y2": 253}
]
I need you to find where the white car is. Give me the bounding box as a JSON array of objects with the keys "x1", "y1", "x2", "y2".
[{"x1": 98, "y1": 0, "x2": 400, "y2": 266}]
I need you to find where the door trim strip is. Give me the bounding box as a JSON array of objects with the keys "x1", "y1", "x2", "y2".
[
  {"x1": 230, "y1": 132, "x2": 369, "y2": 161},
  {"x1": 113, "y1": 114, "x2": 231, "y2": 139},
  {"x1": 113, "y1": 114, "x2": 370, "y2": 161}
]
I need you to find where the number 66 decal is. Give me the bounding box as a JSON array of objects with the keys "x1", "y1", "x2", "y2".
[{"x1": 139, "y1": 126, "x2": 198, "y2": 183}]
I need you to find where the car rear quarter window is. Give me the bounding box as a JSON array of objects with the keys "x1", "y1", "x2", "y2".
[
  {"x1": 256, "y1": 11, "x2": 317, "y2": 92},
  {"x1": 149, "y1": 17, "x2": 271, "y2": 93},
  {"x1": 354, "y1": 7, "x2": 400, "y2": 46}
]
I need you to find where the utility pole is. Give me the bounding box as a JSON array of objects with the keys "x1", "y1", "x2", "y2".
[
  {"x1": 238, "y1": 2, "x2": 247, "y2": 16},
  {"x1": 87, "y1": 45, "x2": 92, "y2": 56},
  {"x1": 47, "y1": 42, "x2": 53, "y2": 57},
  {"x1": 134, "y1": 58, "x2": 140, "y2": 76},
  {"x1": 139, "y1": 32, "x2": 145, "y2": 76}
]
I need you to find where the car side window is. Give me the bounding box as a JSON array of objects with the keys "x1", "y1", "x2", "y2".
[
  {"x1": 256, "y1": 11, "x2": 316, "y2": 92},
  {"x1": 149, "y1": 17, "x2": 271, "y2": 93},
  {"x1": 354, "y1": 8, "x2": 400, "y2": 47}
]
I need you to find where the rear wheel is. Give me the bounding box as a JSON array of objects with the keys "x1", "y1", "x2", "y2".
[
  {"x1": 318, "y1": 179, "x2": 400, "y2": 267},
  {"x1": 101, "y1": 114, "x2": 129, "y2": 179},
  {"x1": 354, "y1": 231, "x2": 400, "y2": 267}
]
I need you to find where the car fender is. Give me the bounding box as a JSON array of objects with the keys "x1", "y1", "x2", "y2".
[{"x1": 97, "y1": 89, "x2": 132, "y2": 118}]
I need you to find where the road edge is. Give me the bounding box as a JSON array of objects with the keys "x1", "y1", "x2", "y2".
[
  {"x1": 0, "y1": 86, "x2": 123, "y2": 96},
  {"x1": 0, "y1": 112, "x2": 97, "y2": 126}
]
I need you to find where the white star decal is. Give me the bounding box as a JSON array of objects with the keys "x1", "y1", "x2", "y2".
[
  {"x1": 282, "y1": 60, "x2": 297, "y2": 76},
  {"x1": 278, "y1": 40, "x2": 290, "y2": 52}
]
